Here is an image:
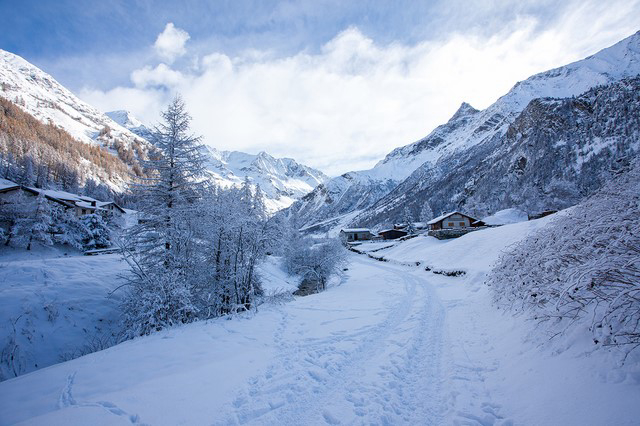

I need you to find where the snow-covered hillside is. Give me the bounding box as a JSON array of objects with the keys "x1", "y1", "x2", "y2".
[
  {"x1": 0, "y1": 50, "x2": 150, "y2": 190},
  {"x1": 0, "y1": 50, "x2": 147, "y2": 151},
  {"x1": 289, "y1": 30, "x2": 640, "y2": 231},
  {"x1": 1, "y1": 217, "x2": 639, "y2": 425},
  {"x1": 357, "y1": 75, "x2": 640, "y2": 227},
  {"x1": 0, "y1": 248, "x2": 127, "y2": 381}
]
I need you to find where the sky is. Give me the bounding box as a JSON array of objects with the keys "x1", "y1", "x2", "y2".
[{"x1": 1, "y1": 0, "x2": 640, "y2": 176}]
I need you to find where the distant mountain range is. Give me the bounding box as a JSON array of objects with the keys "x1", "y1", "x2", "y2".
[
  {"x1": 0, "y1": 51, "x2": 328, "y2": 211},
  {"x1": 288, "y1": 30, "x2": 640, "y2": 233},
  {"x1": 107, "y1": 110, "x2": 328, "y2": 213}
]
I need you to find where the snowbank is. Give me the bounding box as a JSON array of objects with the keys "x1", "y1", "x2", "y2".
[
  {"x1": 480, "y1": 207, "x2": 529, "y2": 226},
  {"x1": 258, "y1": 256, "x2": 300, "y2": 294}
]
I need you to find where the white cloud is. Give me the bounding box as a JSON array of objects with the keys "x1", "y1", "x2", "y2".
[
  {"x1": 131, "y1": 63, "x2": 185, "y2": 88},
  {"x1": 81, "y1": 1, "x2": 640, "y2": 176},
  {"x1": 154, "y1": 22, "x2": 190, "y2": 63}
]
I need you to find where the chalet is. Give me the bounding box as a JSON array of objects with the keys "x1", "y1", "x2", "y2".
[
  {"x1": 340, "y1": 228, "x2": 374, "y2": 242},
  {"x1": 378, "y1": 228, "x2": 408, "y2": 240},
  {"x1": 427, "y1": 211, "x2": 481, "y2": 230},
  {"x1": 0, "y1": 179, "x2": 123, "y2": 218},
  {"x1": 0, "y1": 184, "x2": 75, "y2": 210}
]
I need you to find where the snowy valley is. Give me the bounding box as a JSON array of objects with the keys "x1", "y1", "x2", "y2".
[
  {"x1": 1, "y1": 204, "x2": 639, "y2": 424},
  {"x1": 0, "y1": 9, "x2": 639, "y2": 426}
]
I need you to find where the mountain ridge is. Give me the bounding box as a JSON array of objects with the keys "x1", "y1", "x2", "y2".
[{"x1": 288, "y1": 29, "x2": 640, "y2": 232}]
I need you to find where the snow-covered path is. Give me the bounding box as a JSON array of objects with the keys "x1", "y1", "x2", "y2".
[
  {"x1": 1, "y1": 237, "x2": 639, "y2": 425},
  {"x1": 0, "y1": 254, "x2": 457, "y2": 425},
  {"x1": 219, "y1": 256, "x2": 446, "y2": 425}
]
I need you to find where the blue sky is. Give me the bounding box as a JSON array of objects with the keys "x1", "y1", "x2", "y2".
[{"x1": 2, "y1": 0, "x2": 640, "y2": 174}]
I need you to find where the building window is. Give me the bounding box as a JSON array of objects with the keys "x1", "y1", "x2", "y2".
[
  {"x1": 448, "y1": 222, "x2": 454, "y2": 227},
  {"x1": 459, "y1": 222, "x2": 465, "y2": 226},
  {"x1": 82, "y1": 209, "x2": 86, "y2": 214}
]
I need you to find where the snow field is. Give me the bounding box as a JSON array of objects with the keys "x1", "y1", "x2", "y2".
[
  {"x1": 1, "y1": 216, "x2": 639, "y2": 424},
  {"x1": 0, "y1": 248, "x2": 126, "y2": 381}
]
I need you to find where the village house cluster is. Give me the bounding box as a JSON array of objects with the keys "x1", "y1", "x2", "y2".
[
  {"x1": 340, "y1": 211, "x2": 485, "y2": 242},
  {"x1": 0, "y1": 177, "x2": 125, "y2": 230}
]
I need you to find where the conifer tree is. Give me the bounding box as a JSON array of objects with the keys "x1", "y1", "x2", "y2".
[{"x1": 122, "y1": 95, "x2": 208, "y2": 336}]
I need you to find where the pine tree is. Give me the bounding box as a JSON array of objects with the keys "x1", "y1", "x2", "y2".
[
  {"x1": 80, "y1": 213, "x2": 111, "y2": 250},
  {"x1": 403, "y1": 207, "x2": 416, "y2": 234}
]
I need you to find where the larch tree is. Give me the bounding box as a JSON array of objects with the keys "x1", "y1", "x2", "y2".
[{"x1": 122, "y1": 95, "x2": 208, "y2": 336}]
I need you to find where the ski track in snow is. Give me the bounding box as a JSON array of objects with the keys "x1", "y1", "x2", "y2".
[{"x1": 217, "y1": 257, "x2": 449, "y2": 425}]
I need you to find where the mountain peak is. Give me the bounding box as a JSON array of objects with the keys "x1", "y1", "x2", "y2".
[
  {"x1": 105, "y1": 110, "x2": 144, "y2": 129},
  {"x1": 449, "y1": 102, "x2": 479, "y2": 122}
]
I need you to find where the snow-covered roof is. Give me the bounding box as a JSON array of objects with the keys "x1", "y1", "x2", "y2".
[
  {"x1": 341, "y1": 228, "x2": 371, "y2": 233},
  {"x1": 29, "y1": 188, "x2": 83, "y2": 202},
  {"x1": 0, "y1": 178, "x2": 19, "y2": 191},
  {"x1": 75, "y1": 201, "x2": 98, "y2": 209},
  {"x1": 96, "y1": 201, "x2": 126, "y2": 213},
  {"x1": 79, "y1": 195, "x2": 98, "y2": 202},
  {"x1": 378, "y1": 229, "x2": 407, "y2": 234},
  {"x1": 427, "y1": 211, "x2": 478, "y2": 225}
]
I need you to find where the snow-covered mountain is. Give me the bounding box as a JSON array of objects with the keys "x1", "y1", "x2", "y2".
[
  {"x1": 290, "y1": 30, "x2": 640, "y2": 231},
  {"x1": 356, "y1": 76, "x2": 640, "y2": 227},
  {"x1": 108, "y1": 108, "x2": 328, "y2": 213},
  {"x1": 0, "y1": 49, "x2": 149, "y2": 190},
  {"x1": 204, "y1": 147, "x2": 328, "y2": 213},
  {"x1": 0, "y1": 50, "x2": 148, "y2": 150}
]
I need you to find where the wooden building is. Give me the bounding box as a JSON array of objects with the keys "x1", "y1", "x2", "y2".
[
  {"x1": 378, "y1": 229, "x2": 408, "y2": 240},
  {"x1": 340, "y1": 228, "x2": 374, "y2": 242},
  {"x1": 427, "y1": 211, "x2": 480, "y2": 230}
]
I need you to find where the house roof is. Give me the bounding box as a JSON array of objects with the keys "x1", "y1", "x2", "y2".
[
  {"x1": 76, "y1": 201, "x2": 99, "y2": 210},
  {"x1": 97, "y1": 201, "x2": 126, "y2": 213},
  {"x1": 0, "y1": 178, "x2": 19, "y2": 192},
  {"x1": 427, "y1": 211, "x2": 478, "y2": 225},
  {"x1": 341, "y1": 228, "x2": 371, "y2": 233},
  {"x1": 378, "y1": 229, "x2": 407, "y2": 234},
  {"x1": 17, "y1": 187, "x2": 75, "y2": 209}
]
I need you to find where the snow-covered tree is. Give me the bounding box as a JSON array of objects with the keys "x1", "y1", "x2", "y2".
[
  {"x1": 192, "y1": 183, "x2": 269, "y2": 316},
  {"x1": 403, "y1": 207, "x2": 416, "y2": 234},
  {"x1": 0, "y1": 192, "x2": 52, "y2": 250},
  {"x1": 419, "y1": 201, "x2": 433, "y2": 222},
  {"x1": 121, "y1": 96, "x2": 209, "y2": 336},
  {"x1": 80, "y1": 214, "x2": 111, "y2": 250}
]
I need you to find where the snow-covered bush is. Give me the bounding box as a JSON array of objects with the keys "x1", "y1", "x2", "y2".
[
  {"x1": 488, "y1": 161, "x2": 640, "y2": 356},
  {"x1": 0, "y1": 192, "x2": 52, "y2": 250},
  {"x1": 121, "y1": 268, "x2": 198, "y2": 336},
  {"x1": 283, "y1": 230, "x2": 346, "y2": 293}
]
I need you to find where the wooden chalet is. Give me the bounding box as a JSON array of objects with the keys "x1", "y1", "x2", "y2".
[
  {"x1": 340, "y1": 228, "x2": 374, "y2": 242},
  {"x1": 378, "y1": 228, "x2": 408, "y2": 240},
  {"x1": 0, "y1": 179, "x2": 124, "y2": 217},
  {"x1": 427, "y1": 211, "x2": 481, "y2": 230}
]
